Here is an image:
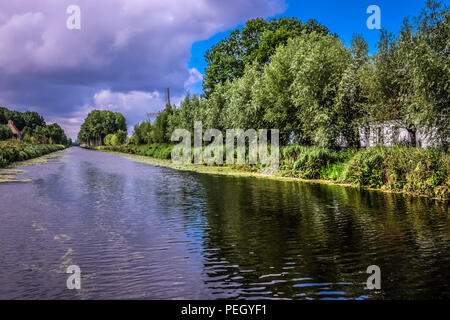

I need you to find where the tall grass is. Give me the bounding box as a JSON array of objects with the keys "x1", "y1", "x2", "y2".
[
  {"x1": 97, "y1": 144, "x2": 174, "y2": 160},
  {"x1": 0, "y1": 140, "x2": 65, "y2": 168},
  {"x1": 344, "y1": 146, "x2": 449, "y2": 199},
  {"x1": 281, "y1": 145, "x2": 448, "y2": 198},
  {"x1": 93, "y1": 143, "x2": 449, "y2": 199},
  {"x1": 280, "y1": 146, "x2": 355, "y2": 179}
]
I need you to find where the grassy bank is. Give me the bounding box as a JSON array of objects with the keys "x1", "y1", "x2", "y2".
[
  {"x1": 96, "y1": 144, "x2": 173, "y2": 160},
  {"x1": 93, "y1": 144, "x2": 449, "y2": 200},
  {"x1": 0, "y1": 140, "x2": 66, "y2": 168}
]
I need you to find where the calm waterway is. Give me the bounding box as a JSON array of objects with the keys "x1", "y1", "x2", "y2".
[{"x1": 0, "y1": 147, "x2": 448, "y2": 299}]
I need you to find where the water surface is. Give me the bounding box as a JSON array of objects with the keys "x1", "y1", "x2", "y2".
[{"x1": 0, "y1": 147, "x2": 448, "y2": 299}]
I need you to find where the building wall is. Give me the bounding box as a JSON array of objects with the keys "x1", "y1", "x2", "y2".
[{"x1": 358, "y1": 121, "x2": 443, "y2": 148}]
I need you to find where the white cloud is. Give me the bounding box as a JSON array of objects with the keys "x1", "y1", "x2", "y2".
[{"x1": 184, "y1": 68, "x2": 204, "y2": 91}]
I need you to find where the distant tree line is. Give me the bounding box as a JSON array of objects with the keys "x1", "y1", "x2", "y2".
[
  {"x1": 0, "y1": 107, "x2": 71, "y2": 146},
  {"x1": 77, "y1": 110, "x2": 127, "y2": 146},
  {"x1": 131, "y1": 1, "x2": 447, "y2": 150}
]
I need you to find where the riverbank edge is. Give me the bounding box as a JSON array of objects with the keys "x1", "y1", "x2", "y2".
[
  {"x1": 0, "y1": 146, "x2": 67, "y2": 182},
  {"x1": 88, "y1": 147, "x2": 448, "y2": 201},
  {"x1": 0, "y1": 141, "x2": 67, "y2": 167}
]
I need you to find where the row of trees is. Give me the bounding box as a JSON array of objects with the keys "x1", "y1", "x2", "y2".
[
  {"x1": 77, "y1": 110, "x2": 127, "y2": 146},
  {"x1": 358, "y1": 0, "x2": 449, "y2": 148},
  {"x1": 0, "y1": 107, "x2": 71, "y2": 145},
  {"x1": 130, "y1": 104, "x2": 173, "y2": 145},
  {"x1": 0, "y1": 107, "x2": 45, "y2": 131},
  {"x1": 133, "y1": 1, "x2": 447, "y2": 149}
]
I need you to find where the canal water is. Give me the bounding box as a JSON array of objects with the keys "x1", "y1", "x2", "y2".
[{"x1": 0, "y1": 147, "x2": 448, "y2": 299}]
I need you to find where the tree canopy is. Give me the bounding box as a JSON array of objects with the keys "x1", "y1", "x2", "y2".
[
  {"x1": 203, "y1": 17, "x2": 332, "y2": 95},
  {"x1": 131, "y1": 1, "x2": 448, "y2": 150},
  {"x1": 361, "y1": 0, "x2": 449, "y2": 145},
  {"x1": 77, "y1": 110, "x2": 127, "y2": 145},
  {"x1": 0, "y1": 106, "x2": 70, "y2": 146}
]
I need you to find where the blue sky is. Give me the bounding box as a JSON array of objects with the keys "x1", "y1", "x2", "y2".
[{"x1": 188, "y1": 0, "x2": 431, "y2": 94}]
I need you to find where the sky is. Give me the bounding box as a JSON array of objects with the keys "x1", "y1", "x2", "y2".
[{"x1": 0, "y1": 0, "x2": 439, "y2": 140}]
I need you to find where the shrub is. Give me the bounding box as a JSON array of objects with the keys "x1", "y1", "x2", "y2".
[
  {"x1": 104, "y1": 134, "x2": 114, "y2": 146},
  {"x1": 281, "y1": 146, "x2": 340, "y2": 179},
  {"x1": 116, "y1": 130, "x2": 127, "y2": 144},
  {"x1": 110, "y1": 134, "x2": 119, "y2": 146},
  {"x1": 98, "y1": 143, "x2": 174, "y2": 160},
  {"x1": 0, "y1": 140, "x2": 65, "y2": 168},
  {"x1": 0, "y1": 124, "x2": 13, "y2": 140},
  {"x1": 345, "y1": 146, "x2": 449, "y2": 198}
]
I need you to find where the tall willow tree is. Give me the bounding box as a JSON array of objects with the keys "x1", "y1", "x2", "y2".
[
  {"x1": 261, "y1": 33, "x2": 351, "y2": 146},
  {"x1": 259, "y1": 37, "x2": 298, "y2": 145},
  {"x1": 145, "y1": 0, "x2": 448, "y2": 150},
  {"x1": 368, "y1": 0, "x2": 449, "y2": 146},
  {"x1": 223, "y1": 62, "x2": 266, "y2": 130},
  {"x1": 405, "y1": 0, "x2": 449, "y2": 145},
  {"x1": 335, "y1": 34, "x2": 371, "y2": 148},
  {"x1": 152, "y1": 104, "x2": 172, "y2": 143},
  {"x1": 203, "y1": 17, "x2": 331, "y2": 95}
]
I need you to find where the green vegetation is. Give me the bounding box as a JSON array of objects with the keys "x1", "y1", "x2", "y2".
[
  {"x1": 281, "y1": 145, "x2": 448, "y2": 199},
  {"x1": 0, "y1": 107, "x2": 71, "y2": 146},
  {"x1": 280, "y1": 146, "x2": 352, "y2": 179},
  {"x1": 95, "y1": 143, "x2": 448, "y2": 199},
  {"x1": 77, "y1": 110, "x2": 127, "y2": 146},
  {"x1": 83, "y1": 1, "x2": 449, "y2": 199},
  {"x1": 345, "y1": 147, "x2": 449, "y2": 198},
  {"x1": 0, "y1": 124, "x2": 13, "y2": 140},
  {"x1": 202, "y1": 17, "x2": 331, "y2": 95},
  {"x1": 129, "y1": 1, "x2": 448, "y2": 150},
  {"x1": 95, "y1": 144, "x2": 174, "y2": 160},
  {"x1": 104, "y1": 129, "x2": 127, "y2": 146},
  {"x1": 0, "y1": 107, "x2": 70, "y2": 166},
  {"x1": 0, "y1": 140, "x2": 65, "y2": 168}
]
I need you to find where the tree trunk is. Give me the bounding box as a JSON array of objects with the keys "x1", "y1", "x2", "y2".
[{"x1": 407, "y1": 128, "x2": 417, "y2": 147}]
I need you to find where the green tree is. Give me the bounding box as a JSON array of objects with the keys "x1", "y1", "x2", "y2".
[
  {"x1": 0, "y1": 124, "x2": 12, "y2": 140},
  {"x1": 152, "y1": 104, "x2": 173, "y2": 143},
  {"x1": 373, "y1": 30, "x2": 399, "y2": 116},
  {"x1": 33, "y1": 126, "x2": 49, "y2": 144},
  {"x1": 104, "y1": 133, "x2": 113, "y2": 146},
  {"x1": 290, "y1": 33, "x2": 351, "y2": 147},
  {"x1": 204, "y1": 30, "x2": 245, "y2": 96},
  {"x1": 110, "y1": 134, "x2": 119, "y2": 146},
  {"x1": 167, "y1": 94, "x2": 202, "y2": 137},
  {"x1": 0, "y1": 107, "x2": 8, "y2": 124},
  {"x1": 131, "y1": 121, "x2": 152, "y2": 145},
  {"x1": 406, "y1": 0, "x2": 449, "y2": 144},
  {"x1": 261, "y1": 33, "x2": 351, "y2": 146},
  {"x1": 115, "y1": 129, "x2": 127, "y2": 144},
  {"x1": 202, "y1": 81, "x2": 230, "y2": 131},
  {"x1": 334, "y1": 34, "x2": 371, "y2": 148},
  {"x1": 259, "y1": 37, "x2": 299, "y2": 144},
  {"x1": 223, "y1": 62, "x2": 266, "y2": 130},
  {"x1": 77, "y1": 110, "x2": 127, "y2": 145},
  {"x1": 22, "y1": 111, "x2": 45, "y2": 130},
  {"x1": 3, "y1": 110, "x2": 25, "y2": 131},
  {"x1": 368, "y1": 0, "x2": 449, "y2": 146},
  {"x1": 203, "y1": 17, "x2": 331, "y2": 95},
  {"x1": 0, "y1": 107, "x2": 69, "y2": 144},
  {"x1": 45, "y1": 123, "x2": 69, "y2": 145}
]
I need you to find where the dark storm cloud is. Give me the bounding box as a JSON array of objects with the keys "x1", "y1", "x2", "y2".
[{"x1": 0, "y1": 0, "x2": 283, "y2": 138}]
